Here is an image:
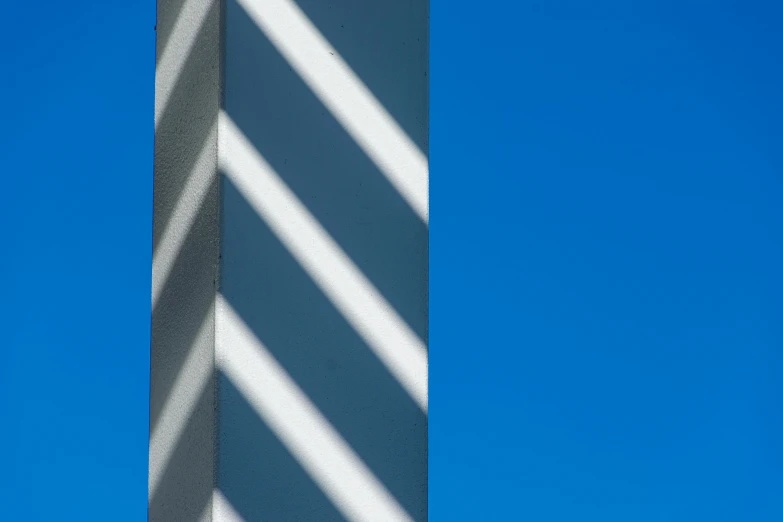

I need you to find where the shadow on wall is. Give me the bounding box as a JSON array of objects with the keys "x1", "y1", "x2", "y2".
[
  {"x1": 149, "y1": 0, "x2": 220, "y2": 516},
  {"x1": 219, "y1": 0, "x2": 428, "y2": 518},
  {"x1": 224, "y1": 0, "x2": 429, "y2": 342},
  {"x1": 218, "y1": 373, "x2": 350, "y2": 522},
  {"x1": 289, "y1": 0, "x2": 429, "y2": 154},
  {"x1": 219, "y1": 178, "x2": 427, "y2": 520},
  {"x1": 150, "y1": 0, "x2": 427, "y2": 519},
  {"x1": 150, "y1": 376, "x2": 215, "y2": 521}
]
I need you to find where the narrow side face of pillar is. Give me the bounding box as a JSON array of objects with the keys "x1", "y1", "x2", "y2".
[{"x1": 149, "y1": 0, "x2": 221, "y2": 519}]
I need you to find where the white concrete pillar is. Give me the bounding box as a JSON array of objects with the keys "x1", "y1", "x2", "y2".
[{"x1": 149, "y1": 0, "x2": 428, "y2": 520}]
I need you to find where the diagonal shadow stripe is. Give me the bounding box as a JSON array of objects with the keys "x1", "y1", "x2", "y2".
[
  {"x1": 217, "y1": 372, "x2": 350, "y2": 522},
  {"x1": 219, "y1": 113, "x2": 427, "y2": 412},
  {"x1": 150, "y1": 177, "x2": 218, "y2": 434},
  {"x1": 231, "y1": 0, "x2": 428, "y2": 221},
  {"x1": 155, "y1": 0, "x2": 193, "y2": 66},
  {"x1": 220, "y1": 177, "x2": 427, "y2": 520},
  {"x1": 149, "y1": 303, "x2": 213, "y2": 498},
  {"x1": 152, "y1": 120, "x2": 216, "y2": 309},
  {"x1": 217, "y1": 298, "x2": 414, "y2": 522},
  {"x1": 224, "y1": 0, "x2": 428, "y2": 343},
  {"x1": 155, "y1": 0, "x2": 217, "y2": 129},
  {"x1": 148, "y1": 375, "x2": 215, "y2": 521},
  {"x1": 153, "y1": 0, "x2": 219, "y2": 252},
  {"x1": 289, "y1": 0, "x2": 429, "y2": 155}
]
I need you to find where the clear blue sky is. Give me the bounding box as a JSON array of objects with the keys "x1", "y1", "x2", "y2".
[
  {"x1": 2, "y1": 0, "x2": 782, "y2": 520},
  {"x1": 1, "y1": 2, "x2": 154, "y2": 519},
  {"x1": 430, "y1": 1, "x2": 782, "y2": 520}
]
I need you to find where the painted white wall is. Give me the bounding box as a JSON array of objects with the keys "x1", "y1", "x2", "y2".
[{"x1": 150, "y1": 0, "x2": 427, "y2": 520}]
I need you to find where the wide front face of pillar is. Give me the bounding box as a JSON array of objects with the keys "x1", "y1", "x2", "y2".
[{"x1": 151, "y1": 0, "x2": 428, "y2": 520}]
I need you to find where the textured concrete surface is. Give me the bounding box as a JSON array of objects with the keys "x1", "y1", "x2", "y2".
[
  {"x1": 150, "y1": 0, "x2": 427, "y2": 519},
  {"x1": 149, "y1": 0, "x2": 220, "y2": 519}
]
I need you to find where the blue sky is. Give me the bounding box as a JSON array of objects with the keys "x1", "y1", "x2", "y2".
[
  {"x1": 2, "y1": 0, "x2": 782, "y2": 520},
  {"x1": 1, "y1": 2, "x2": 154, "y2": 519},
  {"x1": 430, "y1": 1, "x2": 782, "y2": 520}
]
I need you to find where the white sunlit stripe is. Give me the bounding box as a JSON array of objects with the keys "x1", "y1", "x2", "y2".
[
  {"x1": 219, "y1": 112, "x2": 428, "y2": 413},
  {"x1": 216, "y1": 296, "x2": 414, "y2": 522},
  {"x1": 151, "y1": 120, "x2": 216, "y2": 310},
  {"x1": 235, "y1": 0, "x2": 429, "y2": 222},
  {"x1": 155, "y1": 0, "x2": 214, "y2": 129},
  {"x1": 212, "y1": 489, "x2": 244, "y2": 522},
  {"x1": 200, "y1": 496, "x2": 217, "y2": 522},
  {"x1": 148, "y1": 306, "x2": 214, "y2": 499}
]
